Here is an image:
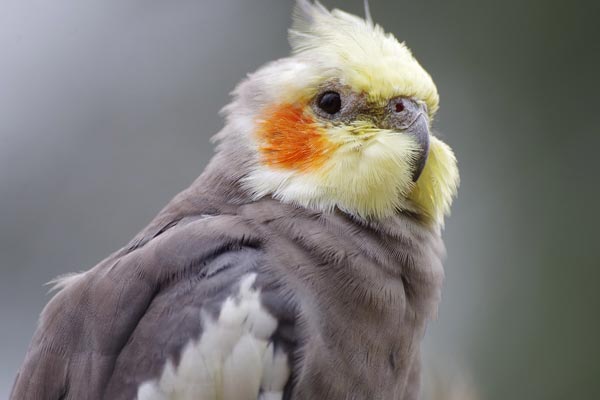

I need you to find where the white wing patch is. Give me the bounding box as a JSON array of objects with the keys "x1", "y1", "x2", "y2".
[{"x1": 137, "y1": 274, "x2": 290, "y2": 400}]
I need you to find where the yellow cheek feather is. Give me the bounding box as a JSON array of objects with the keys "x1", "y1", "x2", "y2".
[
  {"x1": 409, "y1": 136, "x2": 460, "y2": 225},
  {"x1": 313, "y1": 128, "x2": 421, "y2": 220},
  {"x1": 252, "y1": 104, "x2": 458, "y2": 224}
]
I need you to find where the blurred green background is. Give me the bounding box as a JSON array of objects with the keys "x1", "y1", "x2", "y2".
[{"x1": 1, "y1": 1, "x2": 599, "y2": 398}]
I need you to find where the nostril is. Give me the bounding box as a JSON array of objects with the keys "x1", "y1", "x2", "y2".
[{"x1": 394, "y1": 100, "x2": 405, "y2": 113}]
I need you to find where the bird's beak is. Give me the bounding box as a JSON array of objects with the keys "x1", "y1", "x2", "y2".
[{"x1": 404, "y1": 113, "x2": 430, "y2": 182}]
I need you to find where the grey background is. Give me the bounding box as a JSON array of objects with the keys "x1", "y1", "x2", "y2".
[{"x1": 1, "y1": 0, "x2": 599, "y2": 398}]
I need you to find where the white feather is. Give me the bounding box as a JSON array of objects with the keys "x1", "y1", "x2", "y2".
[{"x1": 137, "y1": 274, "x2": 290, "y2": 400}]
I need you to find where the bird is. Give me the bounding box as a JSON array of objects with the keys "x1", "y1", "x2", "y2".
[{"x1": 11, "y1": 1, "x2": 459, "y2": 399}]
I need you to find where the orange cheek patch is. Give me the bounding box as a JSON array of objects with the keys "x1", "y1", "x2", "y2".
[{"x1": 256, "y1": 103, "x2": 337, "y2": 171}]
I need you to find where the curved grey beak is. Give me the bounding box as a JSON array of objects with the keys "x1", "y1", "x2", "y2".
[{"x1": 405, "y1": 113, "x2": 430, "y2": 182}]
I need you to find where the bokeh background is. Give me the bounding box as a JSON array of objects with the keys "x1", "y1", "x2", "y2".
[{"x1": 1, "y1": 0, "x2": 599, "y2": 398}]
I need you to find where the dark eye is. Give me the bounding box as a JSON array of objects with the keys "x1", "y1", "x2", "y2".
[
  {"x1": 394, "y1": 99, "x2": 406, "y2": 113},
  {"x1": 317, "y1": 91, "x2": 342, "y2": 114}
]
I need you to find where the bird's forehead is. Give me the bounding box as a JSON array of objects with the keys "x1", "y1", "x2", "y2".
[
  {"x1": 343, "y1": 59, "x2": 436, "y2": 109},
  {"x1": 299, "y1": 50, "x2": 439, "y2": 114},
  {"x1": 278, "y1": 58, "x2": 438, "y2": 116}
]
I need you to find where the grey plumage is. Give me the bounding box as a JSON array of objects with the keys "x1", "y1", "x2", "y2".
[{"x1": 11, "y1": 156, "x2": 446, "y2": 399}]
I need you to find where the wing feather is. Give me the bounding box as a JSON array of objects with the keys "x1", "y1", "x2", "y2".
[{"x1": 11, "y1": 214, "x2": 295, "y2": 400}]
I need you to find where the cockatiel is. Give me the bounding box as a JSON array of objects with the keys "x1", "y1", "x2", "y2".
[{"x1": 11, "y1": 1, "x2": 459, "y2": 399}]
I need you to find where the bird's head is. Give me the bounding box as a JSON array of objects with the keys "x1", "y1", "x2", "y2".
[{"x1": 215, "y1": 0, "x2": 459, "y2": 226}]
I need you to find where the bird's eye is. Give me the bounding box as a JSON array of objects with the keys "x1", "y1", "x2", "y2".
[
  {"x1": 394, "y1": 99, "x2": 406, "y2": 113},
  {"x1": 317, "y1": 91, "x2": 342, "y2": 114}
]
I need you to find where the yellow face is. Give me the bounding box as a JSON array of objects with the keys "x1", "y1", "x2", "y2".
[{"x1": 237, "y1": 2, "x2": 459, "y2": 225}]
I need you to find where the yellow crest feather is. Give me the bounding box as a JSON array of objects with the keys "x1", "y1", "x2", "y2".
[{"x1": 290, "y1": 0, "x2": 439, "y2": 116}]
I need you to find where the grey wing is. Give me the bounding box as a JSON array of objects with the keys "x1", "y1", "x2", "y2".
[{"x1": 10, "y1": 214, "x2": 297, "y2": 400}]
